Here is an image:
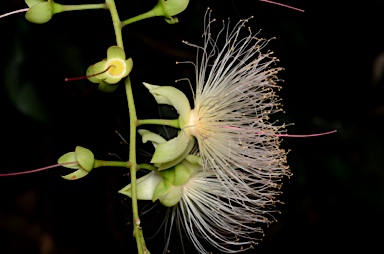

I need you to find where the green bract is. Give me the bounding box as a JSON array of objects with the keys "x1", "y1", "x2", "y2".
[
  {"x1": 151, "y1": 0, "x2": 189, "y2": 24},
  {"x1": 25, "y1": 0, "x2": 64, "y2": 24},
  {"x1": 58, "y1": 146, "x2": 95, "y2": 180},
  {"x1": 143, "y1": 83, "x2": 194, "y2": 168},
  {"x1": 86, "y1": 46, "x2": 133, "y2": 92}
]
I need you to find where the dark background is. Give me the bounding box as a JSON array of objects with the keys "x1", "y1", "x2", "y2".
[{"x1": 1, "y1": 0, "x2": 384, "y2": 253}]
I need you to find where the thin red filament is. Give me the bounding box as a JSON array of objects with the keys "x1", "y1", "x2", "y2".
[
  {"x1": 64, "y1": 65, "x2": 112, "y2": 82},
  {"x1": 259, "y1": 0, "x2": 305, "y2": 12},
  {"x1": 0, "y1": 8, "x2": 29, "y2": 19},
  {"x1": 0, "y1": 161, "x2": 78, "y2": 177}
]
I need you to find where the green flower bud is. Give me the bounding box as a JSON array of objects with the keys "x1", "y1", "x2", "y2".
[
  {"x1": 25, "y1": 0, "x2": 64, "y2": 24},
  {"x1": 58, "y1": 146, "x2": 95, "y2": 180},
  {"x1": 152, "y1": 0, "x2": 189, "y2": 23}
]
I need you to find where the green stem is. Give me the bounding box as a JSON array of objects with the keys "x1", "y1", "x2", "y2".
[
  {"x1": 61, "y1": 4, "x2": 107, "y2": 11},
  {"x1": 105, "y1": 0, "x2": 124, "y2": 48},
  {"x1": 138, "y1": 163, "x2": 157, "y2": 171},
  {"x1": 125, "y1": 77, "x2": 146, "y2": 254},
  {"x1": 93, "y1": 160, "x2": 156, "y2": 172},
  {"x1": 121, "y1": 10, "x2": 157, "y2": 27},
  {"x1": 137, "y1": 119, "x2": 180, "y2": 128},
  {"x1": 94, "y1": 160, "x2": 131, "y2": 168}
]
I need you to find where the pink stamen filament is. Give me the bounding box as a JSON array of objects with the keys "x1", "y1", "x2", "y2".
[
  {"x1": 223, "y1": 126, "x2": 337, "y2": 138},
  {"x1": 0, "y1": 161, "x2": 78, "y2": 177},
  {"x1": 274, "y1": 130, "x2": 337, "y2": 138},
  {"x1": 64, "y1": 65, "x2": 112, "y2": 81},
  {"x1": 0, "y1": 8, "x2": 29, "y2": 19},
  {"x1": 259, "y1": 0, "x2": 305, "y2": 12}
]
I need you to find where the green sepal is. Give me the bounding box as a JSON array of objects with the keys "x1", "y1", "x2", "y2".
[
  {"x1": 57, "y1": 152, "x2": 79, "y2": 169},
  {"x1": 118, "y1": 172, "x2": 162, "y2": 200},
  {"x1": 159, "y1": 185, "x2": 182, "y2": 207},
  {"x1": 61, "y1": 168, "x2": 88, "y2": 180},
  {"x1": 152, "y1": 0, "x2": 189, "y2": 18},
  {"x1": 157, "y1": 134, "x2": 194, "y2": 170},
  {"x1": 25, "y1": 2, "x2": 53, "y2": 24},
  {"x1": 138, "y1": 129, "x2": 194, "y2": 170},
  {"x1": 173, "y1": 163, "x2": 190, "y2": 186},
  {"x1": 25, "y1": 0, "x2": 45, "y2": 8},
  {"x1": 152, "y1": 178, "x2": 172, "y2": 202},
  {"x1": 107, "y1": 46, "x2": 125, "y2": 60},
  {"x1": 182, "y1": 155, "x2": 203, "y2": 175},
  {"x1": 151, "y1": 129, "x2": 192, "y2": 164},
  {"x1": 97, "y1": 81, "x2": 118, "y2": 93},
  {"x1": 152, "y1": 168, "x2": 175, "y2": 201},
  {"x1": 165, "y1": 17, "x2": 179, "y2": 24},
  {"x1": 25, "y1": 0, "x2": 64, "y2": 24},
  {"x1": 92, "y1": 61, "x2": 108, "y2": 80},
  {"x1": 142, "y1": 83, "x2": 191, "y2": 125},
  {"x1": 138, "y1": 129, "x2": 167, "y2": 147},
  {"x1": 75, "y1": 146, "x2": 94, "y2": 172},
  {"x1": 86, "y1": 65, "x2": 100, "y2": 83}
]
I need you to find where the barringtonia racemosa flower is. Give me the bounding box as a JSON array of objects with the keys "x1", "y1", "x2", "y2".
[
  {"x1": 144, "y1": 12, "x2": 290, "y2": 195},
  {"x1": 119, "y1": 131, "x2": 279, "y2": 253},
  {"x1": 58, "y1": 146, "x2": 94, "y2": 180},
  {"x1": 86, "y1": 46, "x2": 133, "y2": 92}
]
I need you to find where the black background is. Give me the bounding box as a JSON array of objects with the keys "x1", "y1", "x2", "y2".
[{"x1": 1, "y1": 0, "x2": 384, "y2": 253}]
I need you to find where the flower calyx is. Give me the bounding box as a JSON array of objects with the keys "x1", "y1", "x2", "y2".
[
  {"x1": 119, "y1": 154, "x2": 202, "y2": 207},
  {"x1": 25, "y1": 0, "x2": 64, "y2": 24},
  {"x1": 86, "y1": 46, "x2": 133, "y2": 92},
  {"x1": 58, "y1": 146, "x2": 95, "y2": 180}
]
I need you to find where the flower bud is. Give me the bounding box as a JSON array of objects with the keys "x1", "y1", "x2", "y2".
[
  {"x1": 149, "y1": 0, "x2": 189, "y2": 24},
  {"x1": 58, "y1": 146, "x2": 95, "y2": 180},
  {"x1": 25, "y1": 0, "x2": 64, "y2": 24}
]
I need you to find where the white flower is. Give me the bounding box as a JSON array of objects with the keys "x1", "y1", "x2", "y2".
[
  {"x1": 144, "y1": 11, "x2": 290, "y2": 196},
  {"x1": 184, "y1": 12, "x2": 290, "y2": 189},
  {"x1": 120, "y1": 130, "x2": 284, "y2": 253}
]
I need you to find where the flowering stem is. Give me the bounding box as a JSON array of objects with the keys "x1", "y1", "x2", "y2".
[
  {"x1": 61, "y1": 3, "x2": 107, "y2": 12},
  {"x1": 105, "y1": 0, "x2": 124, "y2": 49},
  {"x1": 93, "y1": 160, "x2": 156, "y2": 172},
  {"x1": 138, "y1": 163, "x2": 157, "y2": 171},
  {"x1": 121, "y1": 10, "x2": 157, "y2": 27},
  {"x1": 137, "y1": 119, "x2": 180, "y2": 128},
  {"x1": 125, "y1": 77, "x2": 147, "y2": 254},
  {"x1": 94, "y1": 160, "x2": 131, "y2": 168}
]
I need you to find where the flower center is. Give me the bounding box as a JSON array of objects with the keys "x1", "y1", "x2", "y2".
[
  {"x1": 188, "y1": 109, "x2": 200, "y2": 138},
  {"x1": 106, "y1": 59, "x2": 126, "y2": 77}
]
